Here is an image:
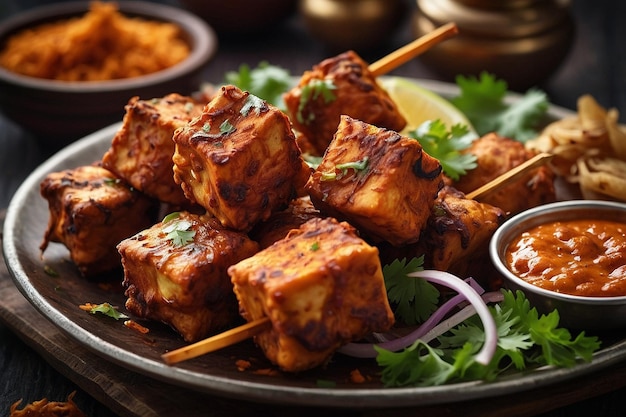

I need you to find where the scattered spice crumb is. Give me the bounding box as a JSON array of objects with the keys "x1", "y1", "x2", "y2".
[
  {"x1": 235, "y1": 359, "x2": 252, "y2": 371},
  {"x1": 124, "y1": 320, "x2": 150, "y2": 334},
  {"x1": 253, "y1": 368, "x2": 280, "y2": 377},
  {"x1": 349, "y1": 368, "x2": 368, "y2": 384},
  {"x1": 9, "y1": 391, "x2": 87, "y2": 417}
]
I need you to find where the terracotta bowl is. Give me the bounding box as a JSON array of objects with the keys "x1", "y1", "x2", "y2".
[
  {"x1": 490, "y1": 200, "x2": 626, "y2": 331},
  {"x1": 0, "y1": 1, "x2": 217, "y2": 149}
]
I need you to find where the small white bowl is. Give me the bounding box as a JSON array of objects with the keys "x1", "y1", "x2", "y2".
[{"x1": 490, "y1": 200, "x2": 626, "y2": 331}]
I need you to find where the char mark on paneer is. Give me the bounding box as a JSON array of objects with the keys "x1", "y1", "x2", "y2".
[
  {"x1": 306, "y1": 116, "x2": 444, "y2": 247},
  {"x1": 118, "y1": 211, "x2": 260, "y2": 342},
  {"x1": 172, "y1": 85, "x2": 311, "y2": 232},
  {"x1": 283, "y1": 50, "x2": 406, "y2": 156},
  {"x1": 102, "y1": 93, "x2": 204, "y2": 207},
  {"x1": 228, "y1": 217, "x2": 395, "y2": 372},
  {"x1": 40, "y1": 165, "x2": 158, "y2": 278},
  {"x1": 451, "y1": 133, "x2": 556, "y2": 215}
]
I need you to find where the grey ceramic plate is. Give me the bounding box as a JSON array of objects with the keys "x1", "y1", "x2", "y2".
[{"x1": 4, "y1": 79, "x2": 626, "y2": 408}]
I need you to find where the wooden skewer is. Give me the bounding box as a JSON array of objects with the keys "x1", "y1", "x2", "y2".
[
  {"x1": 369, "y1": 22, "x2": 458, "y2": 77},
  {"x1": 162, "y1": 317, "x2": 272, "y2": 365},
  {"x1": 466, "y1": 152, "x2": 554, "y2": 201},
  {"x1": 161, "y1": 154, "x2": 552, "y2": 365}
]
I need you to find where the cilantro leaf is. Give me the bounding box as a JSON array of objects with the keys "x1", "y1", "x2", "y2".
[
  {"x1": 408, "y1": 120, "x2": 478, "y2": 180},
  {"x1": 297, "y1": 79, "x2": 337, "y2": 124},
  {"x1": 225, "y1": 62, "x2": 292, "y2": 109},
  {"x1": 500, "y1": 290, "x2": 601, "y2": 367},
  {"x1": 162, "y1": 219, "x2": 196, "y2": 247},
  {"x1": 383, "y1": 257, "x2": 439, "y2": 325},
  {"x1": 375, "y1": 290, "x2": 601, "y2": 387},
  {"x1": 450, "y1": 72, "x2": 549, "y2": 142},
  {"x1": 320, "y1": 157, "x2": 370, "y2": 181},
  {"x1": 86, "y1": 303, "x2": 129, "y2": 320}
]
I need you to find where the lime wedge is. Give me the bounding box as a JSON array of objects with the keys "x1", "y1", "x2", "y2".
[{"x1": 380, "y1": 77, "x2": 474, "y2": 134}]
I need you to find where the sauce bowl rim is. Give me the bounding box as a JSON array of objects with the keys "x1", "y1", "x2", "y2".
[{"x1": 489, "y1": 199, "x2": 626, "y2": 304}]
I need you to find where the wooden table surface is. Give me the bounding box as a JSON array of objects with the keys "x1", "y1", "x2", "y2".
[{"x1": 1, "y1": 0, "x2": 625, "y2": 416}]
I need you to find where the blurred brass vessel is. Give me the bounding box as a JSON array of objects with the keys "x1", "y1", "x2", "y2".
[
  {"x1": 300, "y1": 0, "x2": 404, "y2": 52},
  {"x1": 413, "y1": 0, "x2": 575, "y2": 90}
]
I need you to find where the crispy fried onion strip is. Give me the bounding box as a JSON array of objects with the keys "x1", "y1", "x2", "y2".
[{"x1": 526, "y1": 95, "x2": 626, "y2": 201}]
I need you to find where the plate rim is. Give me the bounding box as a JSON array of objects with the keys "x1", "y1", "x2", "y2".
[{"x1": 4, "y1": 79, "x2": 625, "y2": 408}]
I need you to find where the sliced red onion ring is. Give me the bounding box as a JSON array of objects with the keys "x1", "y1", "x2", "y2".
[{"x1": 338, "y1": 270, "x2": 502, "y2": 366}]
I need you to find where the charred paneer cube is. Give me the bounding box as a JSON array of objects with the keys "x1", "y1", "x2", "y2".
[
  {"x1": 102, "y1": 93, "x2": 204, "y2": 206},
  {"x1": 172, "y1": 85, "x2": 311, "y2": 232},
  {"x1": 306, "y1": 116, "x2": 444, "y2": 246},
  {"x1": 228, "y1": 217, "x2": 394, "y2": 372},
  {"x1": 451, "y1": 133, "x2": 556, "y2": 215},
  {"x1": 381, "y1": 186, "x2": 506, "y2": 276},
  {"x1": 118, "y1": 211, "x2": 259, "y2": 342},
  {"x1": 40, "y1": 165, "x2": 158, "y2": 277},
  {"x1": 283, "y1": 50, "x2": 406, "y2": 155}
]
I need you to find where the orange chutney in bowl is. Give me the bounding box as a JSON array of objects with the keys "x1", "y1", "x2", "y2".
[{"x1": 506, "y1": 219, "x2": 626, "y2": 297}]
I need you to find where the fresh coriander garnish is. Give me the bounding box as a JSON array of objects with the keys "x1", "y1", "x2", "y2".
[
  {"x1": 310, "y1": 242, "x2": 320, "y2": 251},
  {"x1": 219, "y1": 120, "x2": 236, "y2": 135},
  {"x1": 320, "y1": 157, "x2": 369, "y2": 181},
  {"x1": 162, "y1": 212, "x2": 195, "y2": 246},
  {"x1": 81, "y1": 302, "x2": 129, "y2": 320},
  {"x1": 451, "y1": 72, "x2": 549, "y2": 142},
  {"x1": 163, "y1": 219, "x2": 195, "y2": 247},
  {"x1": 408, "y1": 120, "x2": 477, "y2": 181},
  {"x1": 240, "y1": 94, "x2": 266, "y2": 116},
  {"x1": 103, "y1": 178, "x2": 122, "y2": 186},
  {"x1": 383, "y1": 256, "x2": 439, "y2": 325},
  {"x1": 297, "y1": 79, "x2": 337, "y2": 124},
  {"x1": 225, "y1": 61, "x2": 292, "y2": 109},
  {"x1": 162, "y1": 212, "x2": 180, "y2": 223},
  {"x1": 375, "y1": 289, "x2": 601, "y2": 387}
]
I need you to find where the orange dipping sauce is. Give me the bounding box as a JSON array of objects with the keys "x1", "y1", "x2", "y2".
[{"x1": 506, "y1": 219, "x2": 626, "y2": 297}]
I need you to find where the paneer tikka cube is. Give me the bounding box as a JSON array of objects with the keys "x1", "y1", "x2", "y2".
[
  {"x1": 40, "y1": 165, "x2": 158, "y2": 277},
  {"x1": 118, "y1": 211, "x2": 259, "y2": 342},
  {"x1": 306, "y1": 116, "x2": 444, "y2": 246},
  {"x1": 102, "y1": 93, "x2": 204, "y2": 206},
  {"x1": 172, "y1": 85, "x2": 311, "y2": 232},
  {"x1": 228, "y1": 217, "x2": 395, "y2": 372},
  {"x1": 283, "y1": 50, "x2": 406, "y2": 155}
]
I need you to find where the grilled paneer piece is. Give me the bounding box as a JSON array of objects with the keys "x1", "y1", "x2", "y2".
[
  {"x1": 102, "y1": 93, "x2": 204, "y2": 206},
  {"x1": 40, "y1": 165, "x2": 158, "y2": 277},
  {"x1": 228, "y1": 217, "x2": 395, "y2": 372},
  {"x1": 283, "y1": 50, "x2": 406, "y2": 155},
  {"x1": 306, "y1": 116, "x2": 444, "y2": 246},
  {"x1": 172, "y1": 85, "x2": 311, "y2": 232},
  {"x1": 249, "y1": 196, "x2": 322, "y2": 249},
  {"x1": 118, "y1": 211, "x2": 259, "y2": 342},
  {"x1": 414, "y1": 186, "x2": 506, "y2": 276},
  {"x1": 451, "y1": 133, "x2": 556, "y2": 215}
]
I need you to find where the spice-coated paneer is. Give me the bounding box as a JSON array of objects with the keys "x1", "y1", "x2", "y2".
[
  {"x1": 451, "y1": 133, "x2": 556, "y2": 215},
  {"x1": 40, "y1": 165, "x2": 158, "y2": 277},
  {"x1": 283, "y1": 50, "x2": 406, "y2": 155},
  {"x1": 172, "y1": 85, "x2": 311, "y2": 232},
  {"x1": 102, "y1": 93, "x2": 204, "y2": 206},
  {"x1": 306, "y1": 116, "x2": 444, "y2": 246},
  {"x1": 118, "y1": 211, "x2": 259, "y2": 342},
  {"x1": 228, "y1": 217, "x2": 395, "y2": 372},
  {"x1": 382, "y1": 186, "x2": 506, "y2": 277}
]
